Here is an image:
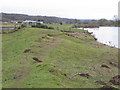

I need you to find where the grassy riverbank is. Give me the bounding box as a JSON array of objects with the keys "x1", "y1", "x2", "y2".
[{"x1": 2, "y1": 24, "x2": 119, "y2": 88}]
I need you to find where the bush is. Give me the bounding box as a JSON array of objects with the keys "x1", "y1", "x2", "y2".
[
  {"x1": 21, "y1": 24, "x2": 26, "y2": 28},
  {"x1": 31, "y1": 25, "x2": 36, "y2": 27},
  {"x1": 32, "y1": 23, "x2": 54, "y2": 29},
  {"x1": 48, "y1": 27, "x2": 54, "y2": 29},
  {"x1": 40, "y1": 25, "x2": 48, "y2": 29}
]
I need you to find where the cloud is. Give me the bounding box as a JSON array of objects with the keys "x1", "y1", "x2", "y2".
[{"x1": 1, "y1": 0, "x2": 119, "y2": 19}]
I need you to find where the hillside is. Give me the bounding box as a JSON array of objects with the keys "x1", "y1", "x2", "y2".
[
  {"x1": 1, "y1": 13, "x2": 82, "y2": 24},
  {"x1": 2, "y1": 13, "x2": 117, "y2": 26},
  {"x1": 2, "y1": 24, "x2": 119, "y2": 88}
]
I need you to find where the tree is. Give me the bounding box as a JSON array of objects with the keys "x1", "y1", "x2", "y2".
[{"x1": 98, "y1": 19, "x2": 109, "y2": 26}]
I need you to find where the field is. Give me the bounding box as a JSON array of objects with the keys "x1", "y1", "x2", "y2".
[
  {"x1": 0, "y1": 24, "x2": 20, "y2": 28},
  {"x1": 2, "y1": 24, "x2": 119, "y2": 88}
]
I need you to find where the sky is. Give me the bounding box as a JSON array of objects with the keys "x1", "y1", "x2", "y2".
[{"x1": 1, "y1": 0, "x2": 119, "y2": 19}]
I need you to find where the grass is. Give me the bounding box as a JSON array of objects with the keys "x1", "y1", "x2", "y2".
[
  {"x1": 2, "y1": 24, "x2": 119, "y2": 88},
  {"x1": 0, "y1": 24, "x2": 20, "y2": 27}
]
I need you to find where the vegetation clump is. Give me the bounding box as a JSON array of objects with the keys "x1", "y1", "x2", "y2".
[{"x1": 32, "y1": 23, "x2": 54, "y2": 29}]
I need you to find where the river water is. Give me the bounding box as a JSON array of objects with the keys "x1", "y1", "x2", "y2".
[{"x1": 83, "y1": 27, "x2": 119, "y2": 48}]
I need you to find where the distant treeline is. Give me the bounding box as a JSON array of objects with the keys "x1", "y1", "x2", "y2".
[
  {"x1": 1, "y1": 13, "x2": 119, "y2": 26},
  {"x1": 2, "y1": 13, "x2": 81, "y2": 24}
]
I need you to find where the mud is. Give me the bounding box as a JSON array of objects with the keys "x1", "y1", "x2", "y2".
[
  {"x1": 96, "y1": 81, "x2": 106, "y2": 85},
  {"x1": 109, "y1": 61, "x2": 117, "y2": 67},
  {"x1": 101, "y1": 64, "x2": 110, "y2": 68},
  {"x1": 109, "y1": 75, "x2": 120, "y2": 85},
  {"x1": 78, "y1": 73, "x2": 91, "y2": 78},
  {"x1": 23, "y1": 49, "x2": 31, "y2": 53},
  {"x1": 33, "y1": 57, "x2": 42, "y2": 63},
  {"x1": 101, "y1": 85, "x2": 114, "y2": 89},
  {"x1": 69, "y1": 73, "x2": 91, "y2": 79}
]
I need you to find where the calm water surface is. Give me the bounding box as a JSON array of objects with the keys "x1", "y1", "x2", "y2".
[{"x1": 84, "y1": 27, "x2": 119, "y2": 48}]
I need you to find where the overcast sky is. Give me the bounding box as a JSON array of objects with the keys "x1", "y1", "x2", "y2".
[{"x1": 1, "y1": 0, "x2": 119, "y2": 19}]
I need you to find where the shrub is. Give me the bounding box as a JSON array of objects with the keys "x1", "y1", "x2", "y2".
[
  {"x1": 48, "y1": 27, "x2": 54, "y2": 29},
  {"x1": 21, "y1": 24, "x2": 26, "y2": 28},
  {"x1": 32, "y1": 23, "x2": 54, "y2": 29}
]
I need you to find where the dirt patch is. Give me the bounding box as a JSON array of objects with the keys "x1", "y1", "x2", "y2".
[
  {"x1": 109, "y1": 61, "x2": 117, "y2": 67},
  {"x1": 78, "y1": 73, "x2": 91, "y2": 78},
  {"x1": 101, "y1": 85, "x2": 114, "y2": 89},
  {"x1": 101, "y1": 64, "x2": 110, "y2": 68},
  {"x1": 23, "y1": 49, "x2": 31, "y2": 53},
  {"x1": 40, "y1": 38, "x2": 60, "y2": 49},
  {"x1": 60, "y1": 30, "x2": 75, "y2": 33},
  {"x1": 48, "y1": 68, "x2": 67, "y2": 77},
  {"x1": 95, "y1": 81, "x2": 106, "y2": 85},
  {"x1": 62, "y1": 31, "x2": 95, "y2": 41},
  {"x1": 33, "y1": 57, "x2": 42, "y2": 63},
  {"x1": 65, "y1": 31, "x2": 84, "y2": 38},
  {"x1": 109, "y1": 75, "x2": 120, "y2": 85},
  {"x1": 68, "y1": 32, "x2": 83, "y2": 36},
  {"x1": 13, "y1": 74, "x2": 22, "y2": 80},
  {"x1": 69, "y1": 73, "x2": 91, "y2": 79}
]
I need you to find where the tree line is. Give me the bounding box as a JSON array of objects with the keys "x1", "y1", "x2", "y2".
[{"x1": 1, "y1": 13, "x2": 119, "y2": 26}]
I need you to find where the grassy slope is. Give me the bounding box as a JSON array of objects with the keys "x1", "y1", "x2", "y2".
[{"x1": 2, "y1": 24, "x2": 119, "y2": 88}]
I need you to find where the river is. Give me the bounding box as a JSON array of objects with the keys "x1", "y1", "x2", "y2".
[{"x1": 83, "y1": 27, "x2": 119, "y2": 48}]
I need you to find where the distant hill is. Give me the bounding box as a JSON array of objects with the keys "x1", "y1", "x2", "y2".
[
  {"x1": 1, "y1": 13, "x2": 117, "y2": 26},
  {"x1": 1, "y1": 13, "x2": 84, "y2": 24}
]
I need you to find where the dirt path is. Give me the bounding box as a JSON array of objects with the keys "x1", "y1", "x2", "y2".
[
  {"x1": 42, "y1": 38, "x2": 60, "y2": 48},
  {"x1": 10, "y1": 37, "x2": 60, "y2": 88},
  {"x1": 11, "y1": 55, "x2": 30, "y2": 88},
  {"x1": 34, "y1": 38, "x2": 61, "y2": 57}
]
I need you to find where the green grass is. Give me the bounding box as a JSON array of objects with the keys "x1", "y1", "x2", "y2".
[
  {"x1": 2, "y1": 25, "x2": 119, "y2": 88},
  {"x1": 47, "y1": 24, "x2": 83, "y2": 31},
  {"x1": 0, "y1": 24, "x2": 20, "y2": 27}
]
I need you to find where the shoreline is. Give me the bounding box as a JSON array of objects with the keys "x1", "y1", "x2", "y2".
[{"x1": 78, "y1": 27, "x2": 119, "y2": 49}]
